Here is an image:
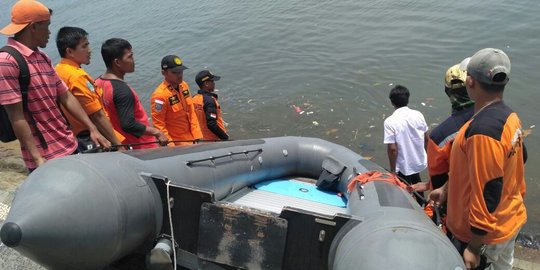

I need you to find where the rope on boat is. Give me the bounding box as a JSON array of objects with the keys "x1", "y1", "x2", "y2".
[
  {"x1": 166, "y1": 179, "x2": 177, "y2": 270},
  {"x1": 80, "y1": 139, "x2": 227, "y2": 153}
]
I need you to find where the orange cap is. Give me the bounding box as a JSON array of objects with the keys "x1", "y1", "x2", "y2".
[{"x1": 0, "y1": 0, "x2": 51, "y2": 36}]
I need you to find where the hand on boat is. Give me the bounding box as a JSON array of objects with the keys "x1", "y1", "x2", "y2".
[
  {"x1": 463, "y1": 246, "x2": 481, "y2": 269},
  {"x1": 410, "y1": 182, "x2": 430, "y2": 192},
  {"x1": 428, "y1": 186, "x2": 447, "y2": 206},
  {"x1": 90, "y1": 130, "x2": 111, "y2": 149},
  {"x1": 34, "y1": 156, "x2": 47, "y2": 167},
  {"x1": 155, "y1": 132, "x2": 169, "y2": 146}
]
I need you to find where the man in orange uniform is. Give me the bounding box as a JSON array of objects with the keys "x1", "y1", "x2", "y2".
[
  {"x1": 151, "y1": 55, "x2": 202, "y2": 146},
  {"x1": 55, "y1": 26, "x2": 124, "y2": 151},
  {"x1": 412, "y1": 59, "x2": 474, "y2": 192},
  {"x1": 430, "y1": 48, "x2": 526, "y2": 270},
  {"x1": 193, "y1": 70, "x2": 229, "y2": 141}
]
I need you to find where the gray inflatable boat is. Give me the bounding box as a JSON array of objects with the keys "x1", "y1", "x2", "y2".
[{"x1": 0, "y1": 137, "x2": 465, "y2": 270}]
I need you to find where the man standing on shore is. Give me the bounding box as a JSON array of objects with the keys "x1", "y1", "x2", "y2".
[
  {"x1": 0, "y1": 0, "x2": 109, "y2": 171},
  {"x1": 96, "y1": 38, "x2": 167, "y2": 149},
  {"x1": 150, "y1": 55, "x2": 202, "y2": 146},
  {"x1": 55, "y1": 26, "x2": 124, "y2": 151},
  {"x1": 430, "y1": 48, "x2": 527, "y2": 269},
  {"x1": 193, "y1": 70, "x2": 229, "y2": 141},
  {"x1": 412, "y1": 59, "x2": 475, "y2": 192},
  {"x1": 383, "y1": 85, "x2": 428, "y2": 204}
]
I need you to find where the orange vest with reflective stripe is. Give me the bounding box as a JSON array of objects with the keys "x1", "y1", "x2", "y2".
[
  {"x1": 192, "y1": 92, "x2": 226, "y2": 141},
  {"x1": 150, "y1": 81, "x2": 202, "y2": 145}
]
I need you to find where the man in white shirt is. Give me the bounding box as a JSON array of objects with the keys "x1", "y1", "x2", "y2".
[{"x1": 383, "y1": 85, "x2": 428, "y2": 204}]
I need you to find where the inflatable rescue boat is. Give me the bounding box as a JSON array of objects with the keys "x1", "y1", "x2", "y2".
[{"x1": 0, "y1": 137, "x2": 465, "y2": 270}]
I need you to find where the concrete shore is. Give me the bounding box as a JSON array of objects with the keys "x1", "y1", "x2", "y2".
[{"x1": 0, "y1": 141, "x2": 538, "y2": 269}]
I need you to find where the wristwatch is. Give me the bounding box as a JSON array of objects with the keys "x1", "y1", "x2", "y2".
[{"x1": 467, "y1": 243, "x2": 487, "y2": 255}]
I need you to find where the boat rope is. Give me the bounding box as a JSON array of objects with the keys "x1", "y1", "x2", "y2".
[
  {"x1": 166, "y1": 179, "x2": 177, "y2": 270},
  {"x1": 347, "y1": 171, "x2": 408, "y2": 193},
  {"x1": 81, "y1": 139, "x2": 227, "y2": 153},
  {"x1": 348, "y1": 171, "x2": 445, "y2": 230},
  {"x1": 185, "y1": 148, "x2": 263, "y2": 166}
]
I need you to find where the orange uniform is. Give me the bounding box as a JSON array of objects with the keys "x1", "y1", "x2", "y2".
[
  {"x1": 151, "y1": 81, "x2": 202, "y2": 145},
  {"x1": 55, "y1": 58, "x2": 124, "y2": 142},
  {"x1": 426, "y1": 106, "x2": 474, "y2": 189},
  {"x1": 192, "y1": 90, "x2": 228, "y2": 141},
  {"x1": 446, "y1": 101, "x2": 526, "y2": 244}
]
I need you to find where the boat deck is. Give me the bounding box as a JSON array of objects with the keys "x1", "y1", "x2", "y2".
[{"x1": 224, "y1": 179, "x2": 348, "y2": 217}]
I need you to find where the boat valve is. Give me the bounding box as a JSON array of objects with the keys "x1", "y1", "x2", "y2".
[{"x1": 146, "y1": 237, "x2": 174, "y2": 270}]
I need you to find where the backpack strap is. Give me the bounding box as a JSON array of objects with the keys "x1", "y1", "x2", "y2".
[{"x1": 0, "y1": 46, "x2": 48, "y2": 149}]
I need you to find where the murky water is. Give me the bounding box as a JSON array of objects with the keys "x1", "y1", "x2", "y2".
[{"x1": 1, "y1": 0, "x2": 539, "y2": 238}]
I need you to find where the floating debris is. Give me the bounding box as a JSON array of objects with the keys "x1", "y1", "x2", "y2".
[
  {"x1": 369, "y1": 125, "x2": 375, "y2": 129},
  {"x1": 292, "y1": 105, "x2": 302, "y2": 114},
  {"x1": 530, "y1": 125, "x2": 535, "y2": 129},
  {"x1": 326, "y1": 128, "x2": 339, "y2": 135},
  {"x1": 312, "y1": 121, "x2": 319, "y2": 126},
  {"x1": 421, "y1": 102, "x2": 426, "y2": 106},
  {"x1": 247, "y1": 99, "x2": 254, "y2": 103},
  {"x1": 306, "y1": 111, "x2": 314, "y2": 115}
]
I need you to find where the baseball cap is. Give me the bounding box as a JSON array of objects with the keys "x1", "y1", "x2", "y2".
[
  {"x1": 161, "y1": 55, "x2": 188, "y2": 72},
  {"x1": 467, "y1": 48, "x2": 510, "y2": 85},
  {"x1": 195, "y1": 70, "x2": 221, "y2": 86},
  {"x1": 444, "y1": 62, "x2": 467, "y2": 90},
  {"x1": 0, "y1": 0, "x2": 52, "y2": 36}
]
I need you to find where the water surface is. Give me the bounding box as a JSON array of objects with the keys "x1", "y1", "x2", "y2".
[{"x1": 1, "y1": 0, "x2": 539, "y2": 238}]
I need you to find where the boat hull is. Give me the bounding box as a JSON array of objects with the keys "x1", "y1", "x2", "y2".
[{"x1": 0, "y1": 137, "x2": 465, "y2": 269}]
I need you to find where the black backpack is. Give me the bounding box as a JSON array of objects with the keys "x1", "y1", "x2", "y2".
[{"x1": 0, "y1": 46, "x2": 47, "y2": 149}]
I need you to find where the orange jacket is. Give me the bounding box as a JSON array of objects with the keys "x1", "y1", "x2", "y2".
[
  {"x1": 427, "y1": 107, "x2": 474, "y2": 189},
  {"x1": 151, "y1": 81, "x2": 202, "y2": 145},
  {"x1": 446, "y1": 102, "x2": 526, "y2": 244},
  {"x1": 55, "y1": 58, "x2": 124, "y2": 141},
  {"x1": 192, "y1": 90, "x2": 228, "y2": 141}
]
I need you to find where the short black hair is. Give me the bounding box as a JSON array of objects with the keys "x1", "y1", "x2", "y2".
[
  {"x1": 101, "y1": 38, "x2": 132, "y2": 69},
  {"x1": 389, "y1": 85, "x2": 410, "y2": 108},
  {"x1": 56, "y1": 26, "x2": 88, "y2": 58}
]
